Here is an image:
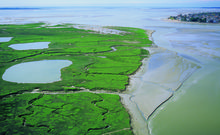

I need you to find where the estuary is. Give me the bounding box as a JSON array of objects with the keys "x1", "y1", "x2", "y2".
[{"x1": 0, "y1": 7, "x2": 220, "y2": 135}]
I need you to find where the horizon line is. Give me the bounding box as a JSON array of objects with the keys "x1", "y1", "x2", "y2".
[{"x1": 0, "y1": 6, "x2": 220, "y2": 8}]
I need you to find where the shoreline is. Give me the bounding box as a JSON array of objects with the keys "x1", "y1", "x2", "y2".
[
  {"x1": 163, "y1": 18, "x2": 220, "y2": 25},
  {"x1": 120, "y1": 47, "x2": 173, "y2": 135},
  {"x1": 120, "y1": 29, "x2": 201, "y2": 135},
  {"x1": 119, "y1": 30, "x2": 156, "y2": 135}
]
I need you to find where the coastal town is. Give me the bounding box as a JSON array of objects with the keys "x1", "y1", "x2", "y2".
[{"x1": 168, "y1": 12, "x2": 220, "y2": 23}]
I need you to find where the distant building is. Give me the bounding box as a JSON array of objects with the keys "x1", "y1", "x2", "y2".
[{"x1": 168, "y1": 12, "x2": 220, "y2": 23}]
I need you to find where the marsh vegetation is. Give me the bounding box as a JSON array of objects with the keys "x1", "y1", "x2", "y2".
[{"x1": 0, "y1": 23, "x2": 152, "y2": 134}]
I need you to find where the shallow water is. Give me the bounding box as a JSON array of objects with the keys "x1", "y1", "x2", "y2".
[
  {"x1": 149, "y1": 62, "x2": 220, "y2": 135},
  {"x1": 1, "y1": 7, "x2": 220, "y2": 135},
  {"x1": 148, "y1": 20, "x2": 220, "y2": 135},
  {"x1": 127, "y1": 47, "x2": 199, "y2": 120},
  {"x1": 2, "y1": 60, "x2": 72, "y2": 83},
  {"x1": 0, "y1": 37, "x2": 12, "y2": 42},
  {"x1": 9, "y1": 42, "x2": 50, "y2": 50},
  {"x1": 142, "y1": 49, "x2": 199, "y2": 91}
]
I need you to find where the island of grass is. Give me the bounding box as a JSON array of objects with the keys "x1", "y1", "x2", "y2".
[{"x1": 0, "y1": 23, "x2": 152, "y2": 134}]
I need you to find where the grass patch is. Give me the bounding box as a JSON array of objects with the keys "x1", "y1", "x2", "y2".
[
  {"x1": 0, "y1": 23, "x2": 151, "y2": 94},
  {"x1": 0, "y1": 92, "x2": 132, "y2": 135},
  {"x1": 0, "y1": 23, "x2": 152, "y2": 134}
]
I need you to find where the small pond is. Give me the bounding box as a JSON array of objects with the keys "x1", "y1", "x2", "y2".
[
  {"x1": 2, "y1": 60, "x2": 72, "y2": 83},
  {"x1": 9, "y1": 42, "x2": 50, "y2": 50},
  {"x1": 0, "y1": 37, "x2": 13, "y2": 42}
]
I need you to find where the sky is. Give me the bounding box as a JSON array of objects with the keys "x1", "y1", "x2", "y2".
[{"x1": 0, "y1": 0, "x2": 220, "y2": 7}]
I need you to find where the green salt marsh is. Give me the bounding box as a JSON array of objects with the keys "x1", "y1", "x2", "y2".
[
  {"x1": 0, "y1": 92, "x2": 133, "y2": 135},
  {"x1": 0, "y1": 23, "x2": 151, "y2": 94},
  {"x1": 0, "y1": 23, "x2": 152, "y2": 134}
]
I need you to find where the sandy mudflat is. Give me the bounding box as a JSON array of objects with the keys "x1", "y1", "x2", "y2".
[
  {"x1": 120, "y1": 36, "x2": 200, "y2": 135},
  {"x1": 120, "y1": 48, "x2": 172, "y2": 135},
  {"x1": 120, "y1": 94, "x2": 149, "y2": 135}
]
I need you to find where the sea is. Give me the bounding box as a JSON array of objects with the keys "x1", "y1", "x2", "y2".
[{"x1": 1, "y1": 6, "x2": 220, "y2": 135}]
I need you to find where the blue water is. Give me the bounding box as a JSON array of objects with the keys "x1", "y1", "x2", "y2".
[
  {"x1": 9, "y1": 42, "x2": 50, "y2": 50},
  {"x1": 2, "y1": 60, "x2": 72, "y2": 83},
  {"x1": 0, "y1": 37, "x2": 12, "y2": 42}
]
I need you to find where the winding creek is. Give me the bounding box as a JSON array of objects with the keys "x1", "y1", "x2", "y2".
[{"x1": 1, "y1": 7, "x2": 220, "y2": 135}]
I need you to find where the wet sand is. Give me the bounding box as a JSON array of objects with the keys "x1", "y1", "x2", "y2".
[
  {"x1": 120, "y1": 31, "x2": 200, "y2": 135},
  {"x1": 148, "y1": 26, "x2": 220, "y2": 135}
]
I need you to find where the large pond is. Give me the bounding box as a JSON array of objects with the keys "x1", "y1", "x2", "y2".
[
  {"x1": 2, "y1": 60, "x2": 72, "y2": 83},
  {"x1": 0, "y1": 37, "x2": 12, "y2": 42},
  {"x1": 9, "y1": 42, "x2": 50, "y2": 50}
]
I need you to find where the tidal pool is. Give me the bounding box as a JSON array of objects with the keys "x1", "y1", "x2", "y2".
[
  {"x1": 9, "y1": 42, "x2": 50, "y2": 50},
  {"x1": 0, "y1": 37, "x2": 12, "y2": 42},
  {"x1": 2, "y1": 60, "x2": 72, "y2": 83}
]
